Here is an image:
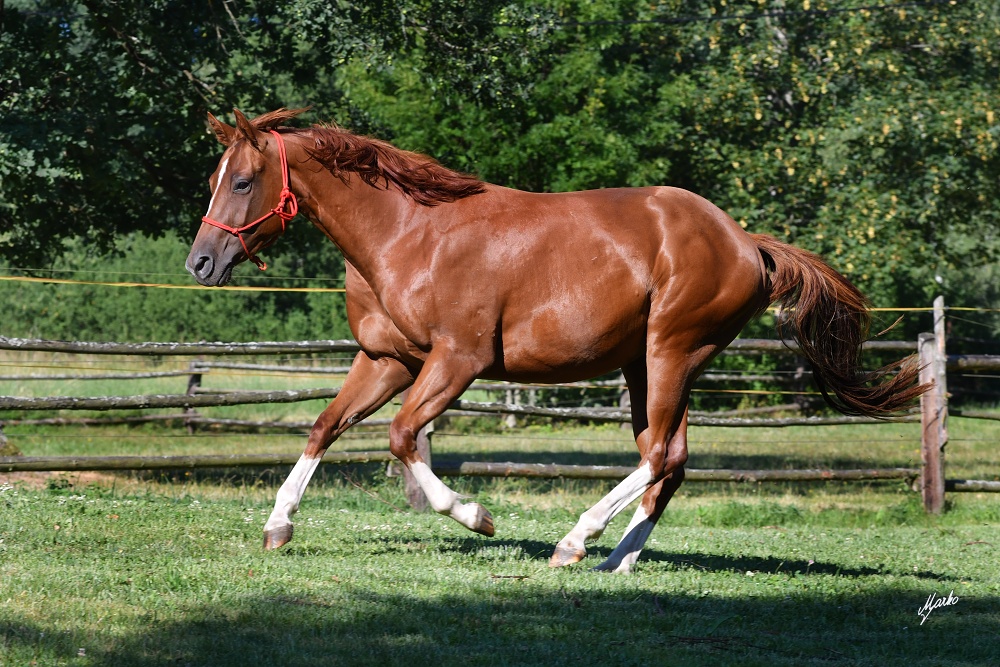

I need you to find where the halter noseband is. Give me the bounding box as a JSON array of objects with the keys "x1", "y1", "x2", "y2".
[{"x1": 201, "y1": 129, "x2": 298, "y2": 271}]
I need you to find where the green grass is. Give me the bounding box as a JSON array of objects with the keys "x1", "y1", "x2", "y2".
[
  {"x1": 2, "y1": 475, "x2": 999, "y2": 667},
  {"x1": 2, "y1": 353, "x2": 999, "y2": 665}
]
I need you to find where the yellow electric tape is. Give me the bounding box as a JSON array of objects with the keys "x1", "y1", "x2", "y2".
[{"x1": 0, "y1": 275, "x2": 345, "y2": 293}]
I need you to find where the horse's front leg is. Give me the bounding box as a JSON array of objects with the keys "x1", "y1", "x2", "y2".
[
  {"x1": 262, "y1": 352, "x2": 413, "y2": 550},
  {"x1": 389, "y1": 345, "x2": 494, "y2": 536}
]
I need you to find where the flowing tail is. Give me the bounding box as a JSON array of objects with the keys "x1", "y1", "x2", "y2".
[{"x1": 751, "y1": 234, "x2": 930, "y2": 417}]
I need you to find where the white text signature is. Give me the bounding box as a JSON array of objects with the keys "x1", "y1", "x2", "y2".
[{"x1": 917, "y1": 590, "x2": 959, "y2": 625}]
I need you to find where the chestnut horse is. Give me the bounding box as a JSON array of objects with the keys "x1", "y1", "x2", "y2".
[{"x1": 187, "y1": 108, "x2": 926, "y2": 572}]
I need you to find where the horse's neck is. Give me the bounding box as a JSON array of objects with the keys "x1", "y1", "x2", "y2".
[{"x1": 292, "y1": 152, "x2": 414, "y2": 281}]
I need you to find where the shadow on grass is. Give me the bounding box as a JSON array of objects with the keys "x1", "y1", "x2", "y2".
[
  {"x1": 282, "y1": 534, "x2": 959, "y2": 585},
  {"x1": 434, "y1": 536, "x2": 959, "y2": 582},
  {"x1": 2, "y1": 583, "x2": 994, "y2": 667},
  {"x1": 636, "y1": 548, "x2": 956, "y2": 582}
]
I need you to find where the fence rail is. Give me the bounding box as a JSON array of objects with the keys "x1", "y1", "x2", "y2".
[
  {"x1": 0, "y1": 370, "x2": 192, "y2": 381},
  {"x1": 0, "y1": 337, "x2": 361, "y2": 356},
  {"x1": 0, "y1": 336, "x2": 919, "y2": 357},
  {"x1": 0, "y1": 391, "x2": 921, "y2": 428},
  {"x1": 397, "y1": 461, "x2": 921, "y2": 483},
  {"x1": 0, "y1": 451, "x2": 394, "y2": 472},
  {"x1": 2, "y1": 297, "x2": 999, "y2": 508},
  {"x1": 0, "y1": 388, "x2": 341, "y2": 411},
  {"x1": 0, "y1": 453, "x2": 920, "y2": 486}
]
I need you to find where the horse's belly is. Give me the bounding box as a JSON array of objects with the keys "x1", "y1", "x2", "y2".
[{"x1": 490, "y1": 293, "x2": 648, "y2": 382}]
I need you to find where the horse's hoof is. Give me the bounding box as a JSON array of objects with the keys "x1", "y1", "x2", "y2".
[
  {"x1": 548, "y1": 543, "x2": 586, "y2": 568},
  {"x1": 469, "y1": 504, "x2": 495, "y2": 537},
  {"x1": 263, "y1": 524, "x2": 293, "y2": 550}
]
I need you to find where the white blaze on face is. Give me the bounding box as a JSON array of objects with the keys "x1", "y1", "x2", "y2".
[{"x1": 205, "y1": 156, "x2": 231, "y2": 217}]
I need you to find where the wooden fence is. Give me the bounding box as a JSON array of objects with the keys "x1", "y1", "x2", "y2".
[{"x1": 1, "y1": 296, "x2": 998, "y2": 513}]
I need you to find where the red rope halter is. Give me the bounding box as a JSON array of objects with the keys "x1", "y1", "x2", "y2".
[{"x1": 201, "y1": 130, "x2": 298, "y2": 271}]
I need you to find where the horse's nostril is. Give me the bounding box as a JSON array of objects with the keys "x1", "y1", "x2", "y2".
[{"x1": 193, "y1": 255, "x2": 214, "y2": 280}]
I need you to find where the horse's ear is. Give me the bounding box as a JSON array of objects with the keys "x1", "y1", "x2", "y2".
[
  {"x1": 207, "y1": 112, "x2": 236, "y2": 146},
  {"x1": 233, "y1": 108, "x2": 262, "y2": 152}
]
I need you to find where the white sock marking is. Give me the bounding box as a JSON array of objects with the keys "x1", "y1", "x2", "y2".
[
  {"x1": 408, "y1": 461, "x2": 460, "y2": 514},
  {"x1": 596, "y1": 504, "x2": 656, "y2": 573},
  {"x1": 264, "y1": 454, "x2": 321, "y2": 531},
  {"x1": 408, "y1": 461, "x2": 486, "y2": 530},
  {"x1": 557, "y1": 462, "x2": 654, "y2": 554}
]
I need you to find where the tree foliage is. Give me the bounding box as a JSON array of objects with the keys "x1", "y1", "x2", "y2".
[
  {"x1": 334, "y1": 0, "x2": 999, "y2": 316},
  {"x1": 1, "y1": 0, "x2": 998, "y2": 341}
]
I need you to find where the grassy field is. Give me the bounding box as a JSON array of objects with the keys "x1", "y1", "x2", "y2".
[
  {"x1": 3, "y1": 473, "x2": 1000, "y2": 666},
  {"x1": 2, "y1": 354, "x2": 1000, "y2": 666}
]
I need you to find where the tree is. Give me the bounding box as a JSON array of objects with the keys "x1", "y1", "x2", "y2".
[
  {"x1": 2, "y1": 1, "x2": 237, "y2": 265},
  {"x1": 332, "y1": 0, "x2": 1000, "y2": 324},
  {"x1": 2, "y1": 0, "x2": 998, "y2": 342}
]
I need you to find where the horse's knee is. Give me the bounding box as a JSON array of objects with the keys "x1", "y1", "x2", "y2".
[
  {"x1": 643, "y1": 440, "x2": 687, "y2": 475},
  {"x1": 643, "y1": 448, "x2": 688, "y2": 486}
]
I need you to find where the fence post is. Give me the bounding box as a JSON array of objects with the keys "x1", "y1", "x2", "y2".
[
  {"x1": 185, "y1": 360, "x2": 203, "y2": 435},
  {"x1": 919, "y1": 296, "x2": 948, "y2": 513},
  {"x1": 398, "y1": 388, "x2": 433, "y2": 511},
  {"x1": 504, "y1": 388, "x2": 519, "y2": 428}
]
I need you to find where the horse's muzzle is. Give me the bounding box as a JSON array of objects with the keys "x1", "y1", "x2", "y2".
[{"x1": 186, "y1": 250, "x2": 233, "y2": 287}]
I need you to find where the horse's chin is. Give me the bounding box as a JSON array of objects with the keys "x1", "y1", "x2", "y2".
[{"x1": 217, "y1": 261, "x2": 236, "y2": 286}]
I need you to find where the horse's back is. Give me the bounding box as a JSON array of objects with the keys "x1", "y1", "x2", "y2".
[
  {"x1": 446, "y1": 185, "x2": 769, "y2": 380},
  {"x1": 501, "y1": 184, "x2": 767, "y2": 307}
]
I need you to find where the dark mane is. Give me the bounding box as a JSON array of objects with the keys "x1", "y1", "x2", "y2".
[
  {"x1": 306, "y1": 126, "x2": 486, "y2": 206},
  {"x1": 249, "y1": 107, "x2": 312, "y2": 131},
  {"x1": 244, "y1": 108, "x2": 485, "y2": 206}
]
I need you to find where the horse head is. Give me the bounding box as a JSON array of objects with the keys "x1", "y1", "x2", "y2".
[{"x1": 186, "y1": 109, "x2": 299, "y2": 285}]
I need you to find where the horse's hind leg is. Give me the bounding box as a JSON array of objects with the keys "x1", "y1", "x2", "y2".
[
  {"x1": 587, "y1": 358, "x2": 687, "y2": 572},
  {"x1": 262, "y1": 353, "x2": 413, "y2": 550},
  {"x1": 549, "y1": 350, "x2": 695, "y2": 569},
  {"x1": 593, "y1": 410, "x2": 687, "y2": 573}
]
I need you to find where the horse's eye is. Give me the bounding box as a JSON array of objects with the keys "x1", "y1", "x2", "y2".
[{"x1": 234, "y1": 178, "x2": 252, "y2": 194}]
